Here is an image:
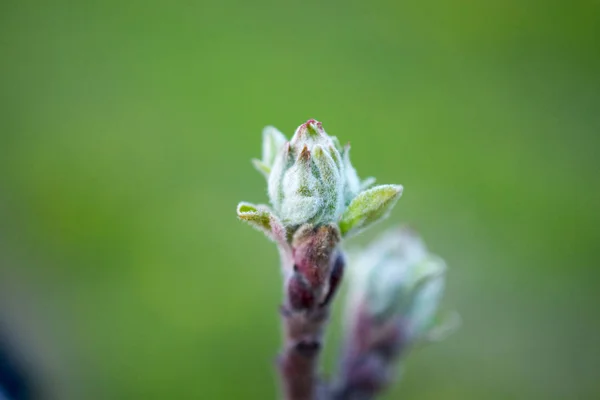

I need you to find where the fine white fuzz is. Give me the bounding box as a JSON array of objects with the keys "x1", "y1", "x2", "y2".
[{"x1": 347, "y1": 227, "x2": 450, "y2": 343}]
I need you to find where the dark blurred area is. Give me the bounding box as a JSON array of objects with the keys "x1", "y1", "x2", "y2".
[
  {"x1": 1, "y1": 1, "x2": 599, "y2": 399},
  {"x1": 0, "y1": 336, "x2": 31, "y2": 400}
]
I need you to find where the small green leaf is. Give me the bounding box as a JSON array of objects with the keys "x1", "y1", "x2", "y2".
[
  {"x1": 423, "y1": 310, "x2": 461, "y2": 343},
  {"x1": 236, "y1": 202, "x2": 288, "y2": 245},
  {"x1": 339, "y1": 184, "x2": 403, "y2": 237},
  {"x1": 253, "y1": 126, "x2": 286, "y2": 179},
  {"x1": 261, "y1": 126, "x2": 287, "y2": 167},
  {"x1": 237, "y1": 202, "x2": 273, "y2": 234},
  {"x1": 341, "y1": 144, "x2": 361, "y2": 204},
  {"x1": 252, "y1": 158, "x2": 271, "y2": 178},
  {"x1": 267, "y1": 142, "x2": 292, "y2": 212}
]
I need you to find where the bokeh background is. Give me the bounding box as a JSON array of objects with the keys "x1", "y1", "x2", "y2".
[{"x1": 1, "y1": 1, "x2": 599, "y2": 399}]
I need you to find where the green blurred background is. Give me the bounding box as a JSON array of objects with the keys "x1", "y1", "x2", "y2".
[{"x1": 1, "y1": 1, "x2": 599, "y2": 399}]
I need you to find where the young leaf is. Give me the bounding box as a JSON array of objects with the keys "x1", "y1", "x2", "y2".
[
  {"x1": 262, "y1": 126, "x2": 287, "y2": 167},
  {"x1": 252, "y1": 126, "x2": 287, "y2": 179},
  {"x1": 252, "y1": 158, "x2": 271, "y2": 178},
  {"x1": 423, "y1": 310, "x2": 462, "y2": 343},
  {"x1": 236, "y1": 202, "x2": 287, "y2": 244},
  {"x1": 237, "y1": 202, "x2": 271, "y2": 230},
  {"x1": 338, "y1": 184, "x2": 403, "y2": 237}
]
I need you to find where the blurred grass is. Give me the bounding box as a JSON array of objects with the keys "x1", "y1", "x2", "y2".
[{"x1": 1, "y1": 0, "x2": 599, "y2": 399}]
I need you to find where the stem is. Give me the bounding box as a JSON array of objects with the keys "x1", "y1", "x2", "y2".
[
  {"x1": 279, "y1": 306, "x2": 328, "y2": 400},
  {"x1": 332, "y1": 308, "x2": 407, "y2": 400},
  {"x1": 277, "y1": 224, "x2": 344, "y2": 400}
]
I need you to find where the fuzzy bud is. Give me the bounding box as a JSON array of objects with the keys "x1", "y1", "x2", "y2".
[
  {"x1": 239, "y1": 119, "x2": 403, "y2": 241},
  {"x1": 348, "y1": 227, "x2": 450, "y2": 343},
  {"x1": 268, "y1": 120, "x2": 345, "y2": 226}
]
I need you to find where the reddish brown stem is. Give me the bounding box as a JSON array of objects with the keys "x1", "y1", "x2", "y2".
[
  {"x1": 277, "y1": 225, "x2": 343, "y2": 400},
  {"x1": 332, "y1": 307, "x2": 408, "y2": 400}
]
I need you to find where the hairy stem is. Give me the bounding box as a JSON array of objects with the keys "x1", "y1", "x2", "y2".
[
  {"x1": 277, "y1": 225, "x2": 344, "y2": 400},
  {"x1": 279, "y1": 306, "x2": 328, "y2": 400}
]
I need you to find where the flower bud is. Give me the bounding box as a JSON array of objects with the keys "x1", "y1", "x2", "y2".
[
  {"x1": 348, "y1": 228, "x2": 448, "y2": 343},
  {"x1": 239, "y1": 119, "x2": 403, "y2": 236},
  {"x1": 268, "y1": 120, "x2": 345, "y2": 226}
]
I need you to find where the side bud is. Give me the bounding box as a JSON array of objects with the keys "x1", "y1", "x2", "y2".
[{"x1": 347, "y1": 227, "x2": 453, "y2": 344}]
